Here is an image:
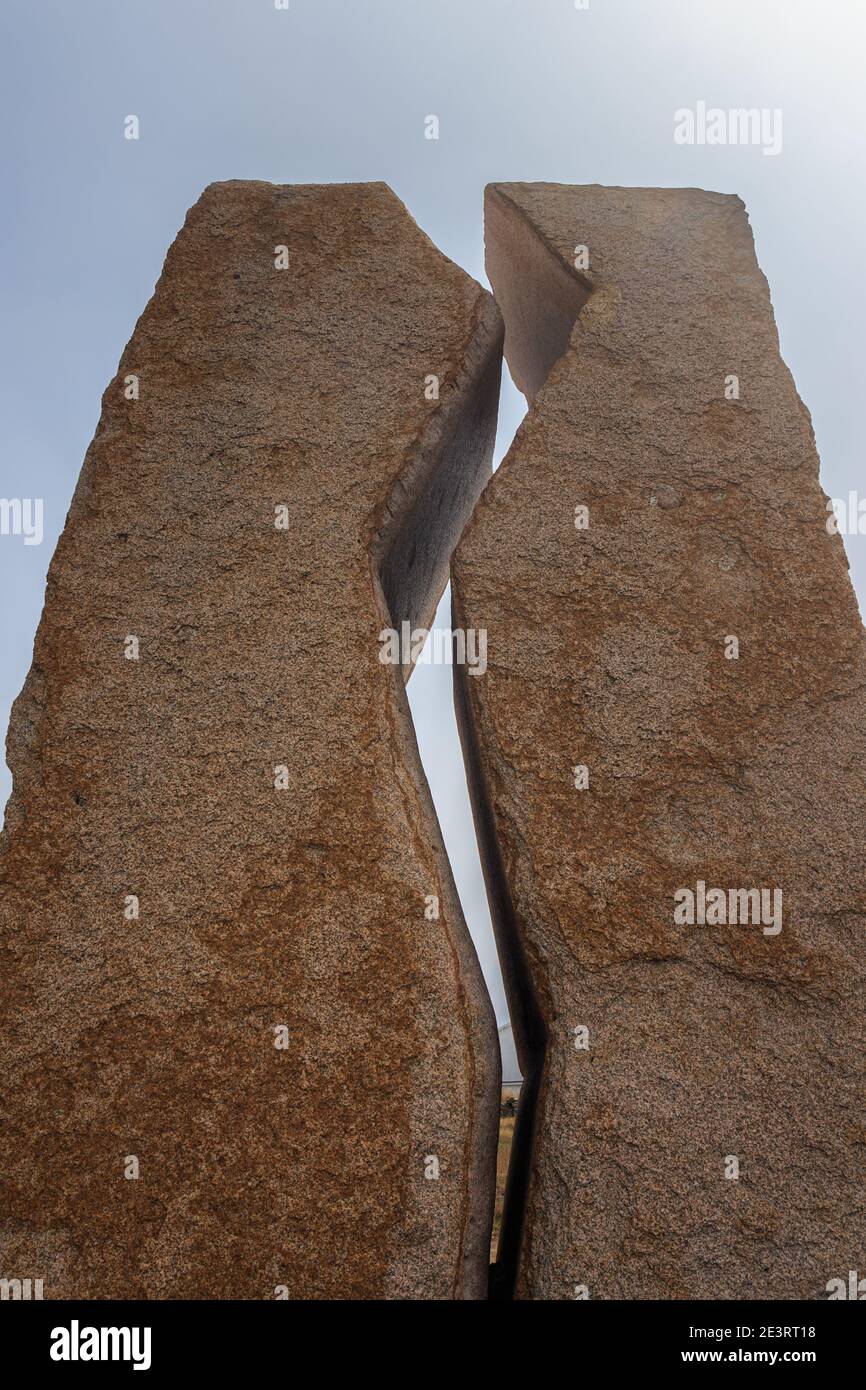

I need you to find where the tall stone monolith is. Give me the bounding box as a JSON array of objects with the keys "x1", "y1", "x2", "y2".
[
  {"x1": 454, "y1": 183, "x2": 866, "y2": 1300},
  {"x1": 0, "y1": 181, "x2": 502, "y2": 1299}
]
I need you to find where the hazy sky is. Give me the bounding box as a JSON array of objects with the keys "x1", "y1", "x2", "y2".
[{"x1": 2, "y1": 1, "x2": 864, "y2": 1071}]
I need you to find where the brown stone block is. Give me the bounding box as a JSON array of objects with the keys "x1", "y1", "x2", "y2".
[
  {"x1": 0, "y1": 181, "x2": 502, "y2": 1299},
  {"x1": 454, "y1": 183, "x2": 866, "y2": 1300}
]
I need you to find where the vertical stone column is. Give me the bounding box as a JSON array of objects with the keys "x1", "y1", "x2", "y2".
[
  {"x1": 0, "y1": 181, "x2": 502, "y2": 1299},
  {"x1": 454, "y1": 183, "x2": 866, "y2": 1300}
]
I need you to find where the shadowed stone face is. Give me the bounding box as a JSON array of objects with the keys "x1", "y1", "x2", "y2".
[
  {"x1": 0, "y1": 181, "x2": 502, "y2": 1299},
  {"x1": 454, "y1": 183, "x2": 866, "y2": 1300}
]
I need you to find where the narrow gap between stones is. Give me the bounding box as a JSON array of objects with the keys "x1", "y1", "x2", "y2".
[
  {"x1": 406, "y1": 366, "x2": 527, "y2": 1274},
  {"x1": 429, "y1": 191, "x2": 594, "y2": 1297}
]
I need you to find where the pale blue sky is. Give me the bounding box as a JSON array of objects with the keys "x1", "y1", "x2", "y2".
[{"x1": 2, "y1": 1, "x2": 864, "y2": 1059}]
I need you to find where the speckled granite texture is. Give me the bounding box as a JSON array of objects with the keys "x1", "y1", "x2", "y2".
[
  {"x1": 454, "y1": 183, "x2": 866, "y2": 1300},
  {"x1": 0, "y1": 181, "x2": 502, "y2": 1299}
]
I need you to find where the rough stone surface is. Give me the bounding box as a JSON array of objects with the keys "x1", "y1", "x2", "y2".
[
  {"x1": 0, "y1": 181, "x2": 502, "y2": 1299},
  {"x1": 454, "y1": 183, "x2": 866, "y2": 1300}
]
